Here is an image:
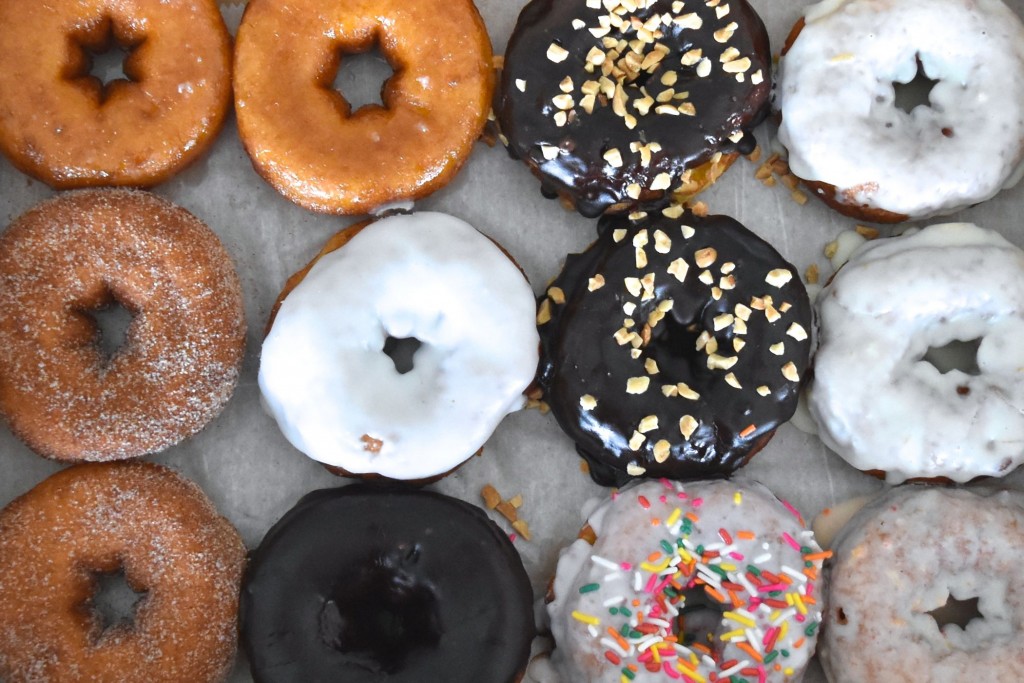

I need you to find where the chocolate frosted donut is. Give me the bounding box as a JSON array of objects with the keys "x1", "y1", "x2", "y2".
[
  {"x1": 537, "y1": 210, "x2": 811, "y2": 486},
  {"x1": 497, "y1": 0, "x2": 771, "y2": 217},
  {"x1": 241, "y1": 485, "x2": 534, "y2": 683}
]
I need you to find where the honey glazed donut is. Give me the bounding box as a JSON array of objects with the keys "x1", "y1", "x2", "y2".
[
  {"x1": 233, "y1": 0, "x2": 494, "y2": 214},
  {"x1": 0, "y1": 190, "x2": 246, "y2": 462},
  {"x1": 0, "y1": 0, "x2": 232, "y2": 187}
]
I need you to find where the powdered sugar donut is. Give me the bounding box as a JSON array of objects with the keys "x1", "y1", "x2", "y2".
[
  {"x1": 822, "y1": 485, "x2": 1024, "y2": 682},
  {"x1": 776, "y1": 0, "x2": 1024, "y2": 221},
  {"x1": 548, "y1": 479, "x2": 827, "y2": 683},
  {"x1": 809, "y1": 223, "x2": 1024, "y2": 482},
  {"x1": 259, "y1": 212, "x2": 540, "y2": 481}
]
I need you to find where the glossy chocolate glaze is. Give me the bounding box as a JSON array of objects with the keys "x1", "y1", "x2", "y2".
[
  {"x1": 537, "y1": 211, "x2": 811, "y2": 486},
  {"x1": 497, "y1": 0, "x2": 771, "y2": 217},
  {"x1": 241, "y1": 485, "x2": 534, "y2": 683}
]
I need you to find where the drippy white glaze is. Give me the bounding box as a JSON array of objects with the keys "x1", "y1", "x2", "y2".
[
  {"x1": 822, "y1": 486, "x2": 1024, "y2": 682},
  {"x1": 810, "y1": 223, "x2": 1024, "y2": 483},
  {"x1": 777, "y1": 0, "x2": 1024, "y2": 219},
  {"x1": 548, "y1": 480, "x2": 826, "y2": 683},
  {"x1": 258, "y1": 212, "x2": 540, "y2": 480}
]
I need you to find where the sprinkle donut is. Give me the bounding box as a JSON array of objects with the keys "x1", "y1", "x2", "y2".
[
  {"x1": 0, "y1": 462, "x2": 247, "y2": 683},
  {"x1": 0, "y1": 190, "x2": 246, "y2": 462},
  {"x1": 776, "y1": 0, "x2": 1024, "y2": 222},
  {"x1": 233, "y1": 0, "x2": 493, "y2": 214},
  {"x1": 822, "y1": 485, "x2": 1024, "y2": 682},
  {"x1": 241, "y1": 484, "x2": 535, "y2": 683},
  {"x1": 259, "y1": 212, "x2": 540, "y2": 481},
  {"x1": 537, "y1": 210, "x2": 812, "y2": 486},
  {"x1": 0, "y1": 0, "x2": 231, "y2": 188},
  {"x1": 809, "y1": 223, "x2": 1024, "y2": 483},
  {"x1": 547, "y1": 479, "x2": 828, "y2": 683},
  {"x1": 497, "y1": 0, "x2": 772, "y2": 217}
]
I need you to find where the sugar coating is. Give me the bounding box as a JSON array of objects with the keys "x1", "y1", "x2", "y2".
[
  {"x1": 777, "y1": 0, "x2": 1024, "y2": 219},
  {"x1": 259, "y1": 211, "x2": 540, "y2": 480},
  {"x1": 548, "y1": 480, "x2": 826, "y2": 682},
  {"x1": 0, "y1": 189, "x2": 247, "y2": 462},
  {"x1": 0, "y1": 462, "x2": 247, "y2": 682},
  {"x1": 810, "y1": 223, "x2": 1024, "y2": 483},
  {"x1": 822, "y1": 486, "x2": 1024, "y2": 682}
]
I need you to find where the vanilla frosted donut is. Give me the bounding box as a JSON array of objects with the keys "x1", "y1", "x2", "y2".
[
  {"x1": 777, "y1": 0, "x2": 1024, "y2": 221},
  {"x1": 822, "y1": 485, "x2": 1024, "y2": 682},
  {"x1": 810, "y1": 223, "x2": 1024, "y2": 483},
  {"x1": 259, "y1": 212, "x2": 540, "y2": 481},
  {"x1": 548, "y1": 479, "x2": 827, "y2": 683}
]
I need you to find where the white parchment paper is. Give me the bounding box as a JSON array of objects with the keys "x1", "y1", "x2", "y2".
[{"x1": 1, "y1": 0, "x2": 1023, "y2": 680}]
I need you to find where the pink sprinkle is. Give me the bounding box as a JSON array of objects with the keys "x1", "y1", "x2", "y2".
[
  {"x1": 509, "y1": 533, "x2": 517, "y2": 542},
  {"x1": 660, "y1": 478, "x2": 673, "y2": 488},
  {"x1": 758, "y1": 583, "x2": 787, "y2": 593},
  {"x1": 645, "y1": 573, "x2": 659, "y2": 594},
  {"x1": 729, "y1": 552, "x2": 744, "y2": 561},
  {"x1": 677, "y1": 491, "x2": 688, "y2": 500},
  {"x1": 611, "y1": 491, "x2": 620, "y2": 501},
  {"x1": 781, "y1": 499, "x2": 805, "y2": 525},
  {"x1": 663, "y1": 661, "x2": 682, "y2": 678},
  {"x1": 692, "y1": 497, "x2": 704, "y2": 508},
  {"x1": 758, "y1": 665, "x2": 767, "y2": 683},
  {"x1": 762, "y1": 626, "x2": 779, "y2": 648},
  {"x1": 638, "y1": 649, "x2": 653, "y2": 663},
  {"x1": 659, "y1": 495, "x2": 668, "y2": 504},
  {"x1": 781, "y1": 532, "x2": 801, "y2": 551},
  {"x1": 796, "y1": 614, "x2": 806, "y2": 623},
  {"x1": 621, "y1": 562, "x2": 633, "y2": 571},
  {"x1": 652, "y1": 576, "x2": 673, "y2": 595},
  {"x1": 805, "y1": 583, "x2": 815, "y2": 597}
]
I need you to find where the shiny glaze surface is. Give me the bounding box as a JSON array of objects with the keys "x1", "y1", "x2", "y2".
[
  {"x1": 538, "y1": 211, "x2": 811, "y2": 485},
  {"x1": 498, "y1": 0, "x2": 771, "y2": 217}
]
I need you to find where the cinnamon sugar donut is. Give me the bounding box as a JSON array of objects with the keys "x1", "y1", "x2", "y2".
[
  {"x1": 0, "y1": 0, "x2": 231, "y2": 187},
  {"x1": 0, "y1": 461, "x2": 246, "y2": 683},
  {"x1": 233, "y1": 0, "x2": 494, "y2": 214},
  {"x1": 0, "y1": 190, "x2": 246, "y2": 462}
]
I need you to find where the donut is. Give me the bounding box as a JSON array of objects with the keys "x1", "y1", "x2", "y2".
[
  {"x1": 547, "y1": 479, "x2": 827, "y2": 682},
  {"x1": 822, "y1": 485, "x2": 1024, "y2": 681},
  {"x1": 0, "y1": 190, "x2": 246, "y2": 462},
  {"x1": 0, "y1": 461, "x2": 247, "y2": 683},
  {"x1": 259, "y1": 211, "x2": 540, "y2": 481},
  {"x1": 241, "y1": 483, "x2": 534, "y2": 683},
  {"x1": 776, "y1": 0, "x2": 1024, "y2": 222},
  {"x1": 0, "y1": 0, "x2": 231, "y2": 187},
  {"x1": 497, "y1": 0, "x2": 771, "y2": 217},
  {"x1": 809, "y1": 223, "x2": 1024, "y2": 483},
  {"x1": 233, "y1": 0, "x2": 493, "y2": 214},
  {"x1": 537, "y1": 209, "x2": 812, "y2": 486}
]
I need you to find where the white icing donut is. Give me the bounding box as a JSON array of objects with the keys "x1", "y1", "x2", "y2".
[
  {"x1": 258, "y1": 212, "x2": 540, "y2": 480},
  {"x1": 548, "y1": 479, "x2": 827, "y2": 683},
  {"x1": 822, "y1": 485, "x2": 1024, "y2": 682},
  {"x1": 809, "y1": 223, "x2": 1024, "y2": 483},
  {"x1": 777, "y1": 0, "x2": 1024, "y2": 219}
]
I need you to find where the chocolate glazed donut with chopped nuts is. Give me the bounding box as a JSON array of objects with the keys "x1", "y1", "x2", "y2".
[
  {"x1": 537, "y1": 209, "x2": 811, "y2": 486},
  {"x1": 497, "y1": 0, "x2": 771, "y2": 217}
]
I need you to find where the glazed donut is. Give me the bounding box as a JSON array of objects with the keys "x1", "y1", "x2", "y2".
[
  {"x1": 0, "y1": 0, "x2": 231, "y2": 187},
  {"x1": 233, "y1": 0, "x2": 493, "y2": 214},
  {"x1": 0, "y1": 190, "x2": 246, "y2": 462},
  {"x1": 548, "y1": 479, "x2": 827, "y2": 683},
  {"x1": 537, "y1": 210, "x2": 812, "y2": 486},
  {"x1": 809, "y1": 223, "x2": 1024, "y2": 483},
  {"x1": 241, "y1": 484, "x2": 534, "y2": 683},
  {"x1": 776, "y1": 0, "x2": 1024, "y2": 222},
  {"x1": 0, "y1": 462, "x2": 246, "y2": 683},
  {"x1": 822, "y1": 485, "x2": 1024, "y2": 682},
  {"x1": 259, "y1": 211, "x2": 540, "y2": 481},
  {"x1": 497, "y1": 0, "x2": 771, "y2": 217}
]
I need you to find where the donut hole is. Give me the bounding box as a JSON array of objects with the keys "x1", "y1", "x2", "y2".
[
  {"x1": 927, "y1": 594, "x2": 983, "y2": 632},
  {"x1": 675, "y1": 589, "x2": 730, "y2": 648},
  {"x1": 892, "y1": 55, "x2": 939, "y2": 115},
  {"x1": 920, "y1": 338, "x2": 982, "y2": 378},
  {"x1": 63, "y1": 17, "x2": 145, "y2": 104},
  {"x1": 82, "y1": 297, "x2": 136, "y2": 366},
  {"x1": 318, "y1": 547, "x2": 441, "y2": 673},
  {"x1": 85, "y1": 567, "x2": 148, "y2": 641},
  {"x1": 328, "y1": 42, "x2": 396, "y2": 115},
  {"x1": 382, "y1": 335, "x2": 423, "y2": 375}
]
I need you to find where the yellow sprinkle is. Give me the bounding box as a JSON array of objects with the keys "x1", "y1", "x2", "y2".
[
  {"x1": 779, "y1": 620, "x2": 789, "y2": 641},
  {"x1": 733, "y1": 491, "x2": 742, "y2": 505},
  {"x1": 641, "y1": 558, "x2": 672, "y2": 573},
  {"x1": 724, "y1": 611, "x2": 755, "y2": 628},
  {"x1": 720, "y1": 629, "x2": 745, "y2": 642},
  {"x1": 571, "y1": 610, "x2": 601, "y2": 626},
  {"x1": 666, "y1": 508, "x2": 682, "y2": 527},
  {"x1": 676, "y1": 662, "x2": 706, "y2": 683},
  {"x1": 720, "y1": 563, "x2": 738, "y2": 572},
  {"x1": 793, "y1": 593, "x2": 808, "y2": 615}
]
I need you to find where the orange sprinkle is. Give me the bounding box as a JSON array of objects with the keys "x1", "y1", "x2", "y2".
[
  {"x1": 737, "y1": 530, "x2": 756, "y2": 540},
  {"x1": 608, "y1": 627, "x2": 629, "y2": 651},
  {"x1": 628, "y1": 664, "x2": 639, "y2": 672},
  {"x1": 633, "y1": 599, "x2": 641, "y2": 607},
  {"x1": 778, "y1": 574, "x2": 793, "y2": 585},
  {"x1": 728, "y1": 589, "x2": 745, "y2": 608},
  {"x1": 793, "y1": 638, "x2": 805, "y2": 649},
  {"x1": 692, "y1": 643, "x2": 713, "y2": 656},
  {"x1": 685, "y1": 512, "x2": 700, "y2": 523},
  {"x1": 650, "y1": 518, "x2": 661, "y2": 526},
  {"x1": 705, "y1": 586, "x2": 727, "y2": 603},
  {"x1": 648, "y1": 551, "x2": 662, "y2": 562},
  {"x1": 737, "y1": 642, "x2": 763, "y2": 663},
  {"x1": 739, "y1": 424, "x2": 757, "y2": 438},
  {"x1": 803, "y1": 550, "x2": 833, "y2": 562}
]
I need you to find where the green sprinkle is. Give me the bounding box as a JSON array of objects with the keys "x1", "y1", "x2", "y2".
[
  {"x1": 781, "y1": 649, "x2": 790, "y2": 658},
  {"x1": 629, "y1": 629, "x2": 642, "y2": 639},
  {"x1": 805, "y1": 621, "x2": 819, "y2": 636},
  {"x1": 709, "y1": 564, "x2": 728, "y2": 578},
  {"x1": 579, "y1": 583, "x2": 600, "y2": 594},
  {"x1": 764, "y1": 650, "x2": 779, "y2": 664},
  {"x1": 800, "y1": 546, "x2": 813, "y2": 554},
  {"x1": 609, "y1": 607, "x2": 619, "y2": 615},
  {"x1": 746, "y1": 565, "x2": 761, "y2": 576},
  {"x1": 696, "y1": 544, "x2": 705, "y2": 555},
  {"x1": 660, "y1": 540, "x2": 674, "y2": 554},
  {"x1": 622, "y1": 668, "x2": 636, "y2": 680},
  {"x1": 620, "y1": 607, "x2": 632, "y2": 617},
  {"x1": 620, "y1": 623, "x2": 631, "y2": 636}
]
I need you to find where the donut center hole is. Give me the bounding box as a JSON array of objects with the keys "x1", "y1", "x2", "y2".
[
  {"x1": 65, "y1": 18, "x2": 144, "y2": 103},
  {"x1": 89, "y1": 300, "x2": 135, "y2": 364},
  {"x1": 331, "y1": 44, "x2": 395, "y2": 113},
  {"x1": 676, "y1": 589, "x2": 729, "y2": 648},
  {"x1": 921, "y1": 338, "x2": 982, "y2": 377},
  {"x1": 892, "y1": 56, "x2": 939, "y2": 115},
  {"x1": 88, "y1": 569, "x2": 148, "y2": 638},
  {"x1": 382, "y1": 335, "x2": 422, "y2": 375},
  {"x1": 319, "y1": 546, "x2": 441, "y2": 674},
  {"x1": 928, "y1": 594, "x2": 983, "y2": 632}
]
